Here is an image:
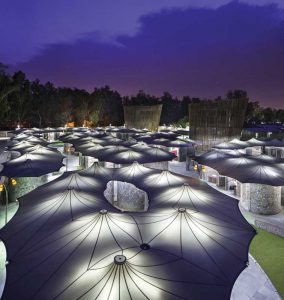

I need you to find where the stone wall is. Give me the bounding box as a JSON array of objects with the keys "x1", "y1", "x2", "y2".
[
  {"x1": 12, "y1": 176, "x2": 44, "y2": 200},
  {"x1": 255, "y1": 219, "x2": 284, "y2": 237},
  {"x1": 265, "y1": 147, "x2": 284, "y2": 159},
  {"x1": 241, "y1": 183, "x2": 281, "y2": 215},
  {"x1": 104, "y1": 181, "x2": 148, "y2": 212}
]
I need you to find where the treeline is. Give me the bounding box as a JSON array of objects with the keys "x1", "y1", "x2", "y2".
[
  {"x1": 1, "y1": 64, "x2": 283, "y2": 129},
  {"x1": 245, "y1": 101, "x2": 284, "y2": 125}
]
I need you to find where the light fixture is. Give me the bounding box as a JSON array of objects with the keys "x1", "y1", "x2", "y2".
[
  {"x1": 193, "y1": 165, "x2": 198, "y2": 171},
  {"x1": 11, "y1": 178, "x2": 17, "y2": 186},
  {"x1": 0, "y1": 184, "x2": 4, "y2": 192},
  {"x1": 202, "y1": 166, "x2": 206, "y2": 171}
]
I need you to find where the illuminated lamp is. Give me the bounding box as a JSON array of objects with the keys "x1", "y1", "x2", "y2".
[
  {"x1": 11, "y1": 178, "x2": 17, "y2": 186},
  {"x1": 114, "y1": 255, "x2": 126, "y2": 265},
  {"x1": 201, "y1": 166, "x2": 206, "y2": 171},
  {"x1": 193, "y1": 165, "x2": 198, "y2": 171},
  {"x1": 0, "y1": 184, "x2": 4, "y2": 192}
]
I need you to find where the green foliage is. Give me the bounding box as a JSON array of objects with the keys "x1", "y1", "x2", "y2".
[
  {"x1": 171, "y1": 116, "x2": 189, "y2": 128},
  {"x1": 245, "y1": 101, "x2": 284, "y2": 124},
  {"x1": 90, "y1": 86, "x2": 124, "y2": 126},
  {"x1": 89, "y1": 110, "x2": 100, "y2": 127},
  {"x1": 160, "y1": 92, "x2": 180, "y2": 125},
  {"x1": 250, "y1": 227, "x2": 284, "y2": 298}
]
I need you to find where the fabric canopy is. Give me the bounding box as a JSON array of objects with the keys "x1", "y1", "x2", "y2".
[
  {"x1": 212, "y1": 142, "x2": 245, "y2": 150},
  {"x1": 195, "y1": 150, "x2": 284, "y2": 186},
  {"x1": 7, "y1": 141, "x2": 40, "y2": 154},
  {"x1": 0, "y1": 164, "x2": 255, "y2": 299},
  {"x1": 76, "y1": 143, "x2": 176, "y2": 165},
  {"x1": 0, "y1": 149, "x2": 64, "y2": 177}
]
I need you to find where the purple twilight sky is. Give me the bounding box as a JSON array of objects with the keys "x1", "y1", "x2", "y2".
[{"x1": 1, "y1": 0, "x2": 284, "y2": 108}]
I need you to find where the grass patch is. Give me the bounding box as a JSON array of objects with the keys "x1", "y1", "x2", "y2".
[{"x1": 250, "y1": 227, "x2": 284, "y2": 298}]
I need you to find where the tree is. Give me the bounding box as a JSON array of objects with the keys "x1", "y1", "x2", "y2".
[
  {"x1": 0, "y1": 66, "x2": 20, "y2": 126},
  {"x1": 123, "y1": 90, "x2": 161, "y2": 106},
  {"x1": 91, "y1": 86, "x2": 124, "y2": 126},
  {"x1": 7, "y1": 71, "x2": 32, "y2": 127},
  {"x1": 160, "y1": 92, "x2": 181, "y2": 125}
]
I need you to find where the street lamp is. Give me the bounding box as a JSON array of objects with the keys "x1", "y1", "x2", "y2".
[{"x1": 0, "y1": 178, "x2": 17, "y2": 224}]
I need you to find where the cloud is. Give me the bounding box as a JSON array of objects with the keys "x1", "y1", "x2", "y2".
[
  {"x1": 13, "y1": 2, "x2": 284, "y2": 108},
  {"x1": 0, "y1": 0, "x2": 283, "y2": 64}
]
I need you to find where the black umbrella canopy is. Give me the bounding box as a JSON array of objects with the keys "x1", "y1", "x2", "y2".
[
  {"x1": 229, "y1": 139, "x2": 251, "y2": 148},
  {"x1": 128, "y1": 207, "x2": 255, "y2": 300},
  {"x1": 154, "y1": 132, "x2": 179, "y2": 139},
  {"x1": 105, "y1": 126, "x2": 120, "y2": 133},
  {"x1": 28, "y1": 146, "x2": 65, "y2": 161},
  {"x1": 79, "y1": 162, "x2": 116, "y2": 183},
  {"x1": 194, "y1": 150, "x2": 242, "y2": 170},
  {"x1": 72, "y1": 127, "x2": 89, "y2": 132},
  {"x1": 219, "y1": 158, "x2": 284, "y2": 186},
  {"x1": 150, "y1": 138, "x2": 196, "y2": 148},
  {"x1": 7, "y1": 141, "x2": 39, "y2": 154},
  {"x1": 94, "y1": 145, "x2": 129, "y2": 162},
  {"x1": 0, "y1": 178, "x2": 142, "y2": 299},
  {"x1": 173, "y1": 128, "x2": 190, "y2": 136},
  {"x1": 147, "y1": 178, "x2": 244, "y2": 219},
  {"x1": 246, "y1": 138, "x2": 267, "y2": 147},
  {"x1": 212, "y1": 141, "x2": 245, "y2": 150},
  {"x1": 93, "y1": 145, "x2": 176, "y2": 165},
  {"x1": 101, "y1": 137, "x2": 126, "y2": 146},
  {"x1": 195, "y1": 150, "x2": 284, "y2": 186},
  {"x1": 71, "y1": 136, "x2": 93, "y2": 145},
  {"x1": 59, "y1": 133, "x2": 91, "y2": 144},
  {"x1": 99, "y1": 137, "x2": 137, "y2": 147},
  {"x1": 0, "y1": 151, "x2": 64, "y2": 177},
  {"x1": 251, "y1": 154, "x2": 284, "y2": 164},
  {"x1": 113, "y1": 161, "x2": 159, "y2": 184},
  {"x1": 136, "y1": 132, "x2": 179, "y2": 144},
  {"x1": 143, "y1": 146, "x2": 177, "y2": 162},
  {"x1": 74, "y1": 142, "x2": 104, "y2": 156},
  {"x1": 130, "y1": 142, "x2": 152, "y2": 150},
  {"x1": 116, "y1": 127, "x2": 140, "y2": 134},
  {"x1": 107, "y1": 148, "x2": 146, "y2": 164},
  {"x1": 0, "y1": 172, "x2": 118, "y2": 256},
  {"x1": 39, "y1": 245, "x2": 233, "y2": 300},
  {"x1": 32, "y1": 127, "x2": 65, "y2": 134},
  {"x1": 25, "y1": 136, "x2": 48, "y2": 146},
  {"x1": 141, "y1": 170, "x2": 186, "y2": 191},
  {"x1": 0, "y1": 161, "x2": 256, "y2": 299},
  {"x1": 166, "y1": 138, "x2": 197, "y2": 147},
  {"x1": 4, "y1": 139, "x2": 19, "y2": 147},
  {"x1": 204, "y1": 155, "x2": 256, "y2": 175},
  {"x1": 12, "y1": 133, "x2": 31, "y2": 141}
]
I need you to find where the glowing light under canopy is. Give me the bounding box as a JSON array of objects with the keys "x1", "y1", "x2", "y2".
[
  {"x1": 0, "y1": 153, "x2": 255, "y2": 299},
  {"x1": 0, "y1": 150, "x2": 64, "y2": 177}
]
